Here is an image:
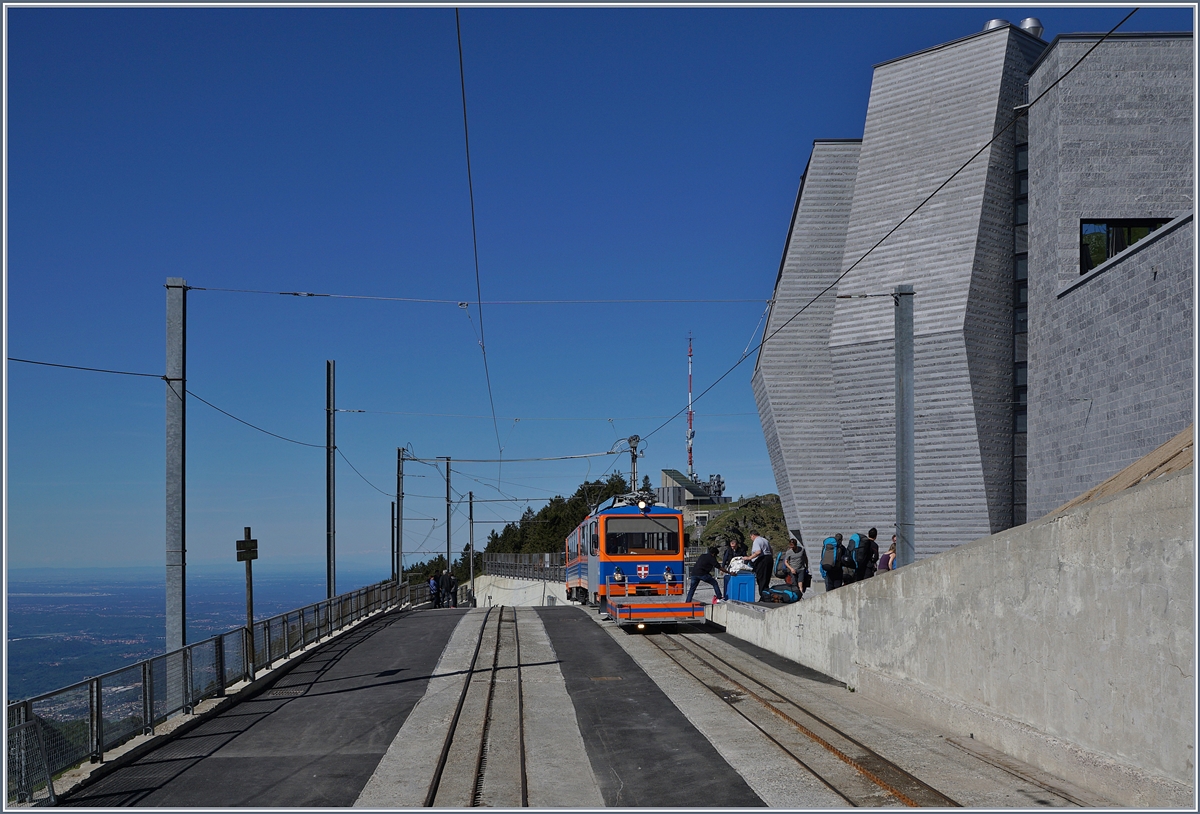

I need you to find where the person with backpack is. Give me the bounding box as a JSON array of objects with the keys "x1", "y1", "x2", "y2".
[
  {"x1": 429, "y1": 574, "x2": 441, "y2": 608},
  {"x1": 857, "y1": 527, "x2": 881, "y2": 580},
  {"x1": 819, "y1": 534, "x2": 845, "y2": 592},
  {"x1": 746, "y1": 530, "x2": 773, "y2": 600},
  {"x1": 842, "y1": 534, "x2": 863, "y2": 585},
  {"x1": 781, "y1": 538, "x2": 810, "y2": 597}
]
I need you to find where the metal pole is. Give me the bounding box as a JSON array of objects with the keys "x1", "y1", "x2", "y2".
[
  {"x1": 245, "y1": 559, "x2": 254, "y2": 634},
  {"x1": 391, "y1": 501, "x2": 397, "y2": 583},
  {"x1": 326, "y1": 360, "x2": 336, "y2": 598},
  {"x1": 165, "y1": 277, "x2": 187, "y2": 652},
  {"x1": 397, "y1": 448, "x2": 405, "y2": 585},
  {"x1": 469, "y1": 491, "x2": 475, "y2": 602},
  {"x1": 628, "y1": 435, "x2": 640, "y2": 490},
  {"x1": 894, "y1": 285, "x2": 916, "y2": 567},
  {"x1": 443, "y1": 457, "x2": 452, "y2": 570},
  {"x1": 687, "y1": 334, "x2": 694, "y2": 479}
]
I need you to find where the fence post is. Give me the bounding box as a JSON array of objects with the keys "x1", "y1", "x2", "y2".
[
  {"x1": 242, "y1": 627, "x2": 252, "y2": 682},
  {"x1": 142, "y1": 661, "x2": 153, "y2": 734},
  {"x1": 215, "y1": 635, "x2": 227, "y2": 696},
  {"x1": 90, "y1": 677, "x2": 104, "y2": 763},
  {"x1": 36, "y1": 720, "x2": 57, "y2": 805},
  {"x1": 183, "y1": 647, "x2": 194, "y2": 714}
]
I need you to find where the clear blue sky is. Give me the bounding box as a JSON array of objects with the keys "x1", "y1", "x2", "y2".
[{"x1": 5, "y1": 5, "x2": 1192, "y2": 576}]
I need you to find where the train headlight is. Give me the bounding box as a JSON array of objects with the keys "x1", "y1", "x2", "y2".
[
  {"x1": 613, "y1": 566, "x2": 625, "y2": 582},
  {"x1": 637, "y1": 623, "x2": 646, "y2": 630},
  {"x1": 663, "y1": 566, "x2": 674, "y2": 583},
  {"x1": 637, "y1": 499, "x2": 648, "y2": 512}
]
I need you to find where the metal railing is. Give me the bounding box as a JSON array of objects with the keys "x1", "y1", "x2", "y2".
[
  {"x1": 6, "y1": 579, "x2": 408, "y2": 806},
  {"x1": 482, "y1": 553, "x2": 565, "y2": 582}
]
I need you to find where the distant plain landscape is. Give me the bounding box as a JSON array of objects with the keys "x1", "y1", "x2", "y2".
[{"x1": 6, "y1": 563, "x2": 395, "y2": 702}]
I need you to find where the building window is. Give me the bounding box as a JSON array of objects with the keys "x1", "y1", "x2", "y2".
[{"x1": 1080, "y1": 219, "x2": 1168, "y2": 274}]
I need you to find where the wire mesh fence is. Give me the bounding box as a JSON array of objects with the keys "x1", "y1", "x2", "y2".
[
  {"x1": 7, "y1": 721, "x2": 55, "y2": 806},
  {"x1": 6, "y1": 578, "x2": 408, "y2": 806},
  {"x1": 98, "y1": 666, "x2": 145, "y2": 754},
  {"x1": 483, "y1": 553, "x2": 566, "y2": 582}
]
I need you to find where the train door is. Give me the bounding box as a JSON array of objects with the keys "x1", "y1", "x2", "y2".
[{"x1": 586, "y1": 519, "x2": 599, "y2": 604}]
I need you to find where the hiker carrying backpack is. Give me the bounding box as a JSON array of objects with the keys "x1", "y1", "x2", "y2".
[
  {"x1": 774, "y1": 550, "x2": 788, "y2": 578},
  {"x1": 856, "y1": 528, "x2": 881, "y2": 579},
  {"x1": 820, "y1": 535, "x2": 847, "y2": 591},
  {"x1": 841, "y1": 534, "x2": 861, "y2": 584}
]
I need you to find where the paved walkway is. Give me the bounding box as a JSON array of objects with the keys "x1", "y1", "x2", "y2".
[
  {"x1": 63, "y1": 609, "x2": 466, "y2": 807},
  {"x1": 60, "y1": 601, "x2": 1096, "y2": 808}
]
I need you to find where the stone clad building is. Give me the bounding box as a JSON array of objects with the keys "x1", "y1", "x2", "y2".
[
  {"x1": 1026, "y1": 32, "x2": 1193, "y2": 517},
  {"x1": 753, "y1": 21, "x2": 1193, "y2": 560}
]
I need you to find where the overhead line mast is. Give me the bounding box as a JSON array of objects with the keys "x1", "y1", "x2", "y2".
[{"x1": 687, "y1": 333, "x2": 695, "y2": 480}]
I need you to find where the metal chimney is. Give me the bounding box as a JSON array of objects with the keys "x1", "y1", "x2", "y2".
[
  {"x1": 984, "y1": 19, "x2": 1010, "y2": 31},
  {"x1": 1019, "y1": 18, "x2": 1045, "y2": 39}
]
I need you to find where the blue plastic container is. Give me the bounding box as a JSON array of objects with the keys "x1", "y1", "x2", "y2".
[{"x1": 727, "y1": 572, "x2": 756, "y2": 603}]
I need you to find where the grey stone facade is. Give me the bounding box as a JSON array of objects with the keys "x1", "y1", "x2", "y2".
[
  {"x1": 753, "y1": 140, "x2": 861, "y2": 543},
  {"x1": 755, "y1": 26, "x2": 1192, "y2": 560},
  {"x1": 756, "y1": 25, "x2": 1044, "y2": 559},
  {"x1": 1026, "y1": 33, "x2": 1194, "y2": 517}
]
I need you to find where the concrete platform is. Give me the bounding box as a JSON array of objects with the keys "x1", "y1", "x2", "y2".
[{"x1": 59, "y1": 601, "x2": 1112, "y2": 808}]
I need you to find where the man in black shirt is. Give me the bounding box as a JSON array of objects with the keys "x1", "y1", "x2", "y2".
[
  {"x1": 721, "y1": 538, "x2": 746, "y2": 597},
  {"x1": 686, "y1": 546, "x2": 724, "y2": 603}
]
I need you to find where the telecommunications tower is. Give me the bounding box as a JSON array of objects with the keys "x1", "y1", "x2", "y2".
[{"x1": 686, "y1": 334, "x2": 695, "y2": 480}]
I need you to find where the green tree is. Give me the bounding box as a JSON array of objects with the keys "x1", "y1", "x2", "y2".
[{"x1": 482, "y1": 473, "x2": 629, "y2": 555}]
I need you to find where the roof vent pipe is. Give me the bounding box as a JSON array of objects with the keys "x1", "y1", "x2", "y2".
[
  {"x1": 984, "y1": 19, "x2": 1010, "y2": 31},
  {"x1": 1019, "y1": 18, "x2": 1045, "y2": 39}
]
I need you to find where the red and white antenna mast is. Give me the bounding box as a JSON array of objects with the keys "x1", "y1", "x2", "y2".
[{"x1": 686, "y1": 333, "x2": 695, "y2": 479}]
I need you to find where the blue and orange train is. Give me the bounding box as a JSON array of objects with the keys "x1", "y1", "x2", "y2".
[{"x1": 565, "y1": 493, "x2": 706, "y2": 628}]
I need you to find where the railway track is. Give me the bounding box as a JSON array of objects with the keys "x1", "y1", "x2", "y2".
[
  {"x1": 645, "y1": 627, "x2": 961, "y2": 807},
  {"x1": 425, "y1": 607, "x2": 528, "y2": 807}
]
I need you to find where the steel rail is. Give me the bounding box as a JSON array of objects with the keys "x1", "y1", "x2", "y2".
[
  {"x1": 424, "y1": 607, "x2": 495, "y2": 807},
  {"x1": 470, "y1": 609, "x2": 505, "y2": 806},
  {"x1": 658, "y1": 628, "x2": 961, "y2": 807},
  {"x1": 470, "y1": 607, "x2": 528, "y2": 807},
  {"x1": 515, "y1": 609, "x2": 529, "y2": 807},
  {"x1": 640, "y1": 634, "x2": 855, "y2": 806}
]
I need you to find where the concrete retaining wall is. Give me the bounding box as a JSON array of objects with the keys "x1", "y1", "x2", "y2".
[
  {"x1": 710, "y1": 468, "x2": 1195, "y2": 807},
  {"x1": 471, "y1": 574, "x2": 567, "y2": 608}
]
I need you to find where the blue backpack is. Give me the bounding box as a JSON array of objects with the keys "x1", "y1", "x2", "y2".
[
  {"x1": 842, "y1": 534, "x2": 861, "y2": 579},
  {"x1": 819, "y1": 537, "x2": 839, "y2": 577},
  {"x1": 761, "y1": 585, "x2": 801, "y2": 603}
]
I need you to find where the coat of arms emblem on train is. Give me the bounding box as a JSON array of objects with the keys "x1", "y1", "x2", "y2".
[{"x1": 637, "y1": 564, "x2": 649, "y2": 578}]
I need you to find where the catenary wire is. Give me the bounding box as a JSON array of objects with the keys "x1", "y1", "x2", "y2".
[
  {"x1": 183, "y1": 391, "x2": 326, "y2": 449},
  {"x1": 336, "y1": 447, "x2": 398, "y2": 497},
  {"x1": 455, "y1": 8, "x2": 504, "y2": 465},
  {"x1": 189, "y1": 286, "x2": 765, "y2": 305},
  {"x1": 8, "y1": 357, "x2": 164, "y2": 378},
  {"x1": 337, "y1": 408, "x2": 757, "y2": 420},
  {"x1": 641, "y1": 7, "x2": 1140, "y2": 443},
  {"x1": 405, "y1": 451, "x2": 616, "y2": 463}
]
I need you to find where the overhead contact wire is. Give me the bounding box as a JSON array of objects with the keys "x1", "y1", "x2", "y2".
[
  {"x1": 189, "y1": 287, "x2": 763, "y2": 305},
  {"x1": 455, "y1": 8, "x2": 504, "y2": 468},
  {"x1": 641, "y1": 7, "x2": 1140, "y2": 443}
]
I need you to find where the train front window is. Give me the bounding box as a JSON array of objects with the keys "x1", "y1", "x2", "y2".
[{"x1": 604, "y1": 517, "x2": 679, "y2": 556}]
